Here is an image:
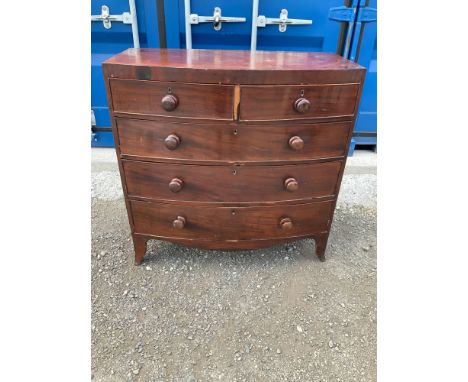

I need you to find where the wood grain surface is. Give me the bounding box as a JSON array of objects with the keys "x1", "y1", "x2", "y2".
[
  {"x1": 103, "y1": 48, "x2": 366, "y2": 85},
  {"x1": 116, "y1": 118, "x2": 352, "y2": 163},
  {"x1": 130, "y1": 200, "x2": 333, "y2": 241},
  {"x1": 123, "y1": 160, "x2": 343, "y2": 204},
  {"x1": 110, "y1": 79, "x2": 234, "y2": 120},
  {"x1": 131, "y1": 233, "x2": 327, "y2": 252},
  {"x1": 240, "y1": 84, "x2": 360, "y2": 121}
]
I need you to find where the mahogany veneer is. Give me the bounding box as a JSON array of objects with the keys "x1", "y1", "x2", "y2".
[
  {"x1": 122, "y1": 160, "x2": 343, "y2": 204},
  {"x1": 115, "y1": 118, "x2": 353, "y2": 163},
  {"x1": 103, "y1": 48, "x2": 365, "y2": 264},
  {"x1": 111, "y1": 80, "x2": 234, "y2": 120}
]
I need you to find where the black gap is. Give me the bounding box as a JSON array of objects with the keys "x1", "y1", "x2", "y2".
[{"x1": 157, "y1": 0, "x2": 167, "y2": 48}]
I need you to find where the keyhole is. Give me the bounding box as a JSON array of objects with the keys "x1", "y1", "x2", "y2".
[
  {"x1": 167, "y1": 87, "x2": 172, "y2": 94},
  {"x1": 233, "y1": 129, "x2": 238, "y2": 135},
  {"x1": 300, "y1": 89, "x2": 305, "y2": 97},
  {"x1": 232, "y1": 169, "x2": 237, "y2": 175},
  {"x1": 231, "y1": 210, "x2": 236, "y2": 216}
]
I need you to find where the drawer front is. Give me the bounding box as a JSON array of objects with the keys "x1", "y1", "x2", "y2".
[
  {"x1": 123, "y1": 160, "x2": 342, "y2": 203},
  {"x1": 131, "y1": 200, "x2": 333, "y2": 240},
  {"x1": 116, "y1": 119, "x2": 351, "y2": 162},
  {"x1": 110, "y1": 80, "x2": 234, "y2": 120},
  {"x1": 240, "y1": 84, "x2": 360, "y2": 121}
]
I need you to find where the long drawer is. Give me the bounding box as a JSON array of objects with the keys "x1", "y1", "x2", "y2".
[
  {"x1": 130, "y1": 200, "x2": 333, "y2": 241},
  {"x1": 110, "y1": 79, "x2": 234, "y2": 120},
  {"x1": 239, "y1": 83, "x2": 360, "y2": 121},
  {"x1": 116, "y1": 118, "x2": 352, "y2": 163},
  {"x1": 123, "y1": 160, "x2": 342, "y2": 203}
]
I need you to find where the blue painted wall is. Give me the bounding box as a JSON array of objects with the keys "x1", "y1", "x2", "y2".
[
  {"x1": 165, "y1": 0, "x2": 346, "y2": 52},
  {"x1": 350, "y1": 0, "x2": 377, "y2": 147},
  {"x1": 91, "y1": 0, "x2": 161, "y2": 146}
]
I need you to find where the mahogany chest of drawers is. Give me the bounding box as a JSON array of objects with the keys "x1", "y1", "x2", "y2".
[{"x1": 103, "y1": 48, "x2": 365, "y2": 265}]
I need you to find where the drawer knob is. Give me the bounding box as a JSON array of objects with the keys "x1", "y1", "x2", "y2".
[
  {"x1": 169, "y1": 178, "x2": 184, "y2": 193},
  {"x1": 294, "y1": 97, "x2": 311, "y2": 113},
  {"x1": 284, "y1": 177, "x2": 299, "y2": 192},
  {"x1": 173, "y1": 216, "x2": 186, "y2": 229},
  {"x1": 161, "y1": 94, "x2": 179, "y2": 111},
  {"x1": 288, "y1": 136, "x2": 304, "y2": 151},
  {"x1": 164, "y1": 134, "x2": 181, "y2": 150},
  {"x1": 279, "y1": 217, "x2": 293, "y2": 230}
]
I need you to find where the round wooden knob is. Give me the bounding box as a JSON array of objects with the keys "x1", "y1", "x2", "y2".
[
  {"x1": 164, "y1": 134, "x2": 181, "y2": 150},
  {"x1": 161, "y1": 94, "x2": 178, "y2": 111},
  {"x1": 279, "y1": 217, "x2": 293, "y2": 230},
  {"x1": 294, "y1": 97, "x2": 311, "y2": 113},
  {"x1": 169, "y1": 178, "x2": 184, "y2": 193},
  {"x1": 288, "y1": 136, "x2": 304, "y2": 151},
  {"x1": 284, "y1": 177, "x2": 299, "y2": 192},
  {"x1": 173, "y1": 216, "x2": 186, "y2": 229}
]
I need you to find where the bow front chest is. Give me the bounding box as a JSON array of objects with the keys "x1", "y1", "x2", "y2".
[{"x1": 103, "y1": 48, "x2": 365, "y2": 265}]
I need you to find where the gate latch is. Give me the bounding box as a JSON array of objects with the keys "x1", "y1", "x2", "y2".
[
  {"x1": 91, "y1": 5, "x2": 132, "y2": 29},
  {"x1": 257, "y1": 9, "x2": 312, "y2": 32},
  {"x1": 190, "y1": 7, "x2": 246, "y2": 31}
]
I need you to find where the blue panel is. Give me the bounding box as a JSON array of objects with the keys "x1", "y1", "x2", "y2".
[
  {"x1": 91, "y1": 0, "x2": 161, "y2": 147},
  {"x1": 164, "y1": 0, "x2": 181, "y2": 48},
  {"x1": 255, "y1": 0, "x2": 342, "y2": 52},
  {"x1": 351, "y1": 0, "x2": 377, "y2": 146},
  {"x1": 348, "y1": 138, "x2": 356, "y2": 156},
  {"x1": 91, "y1": 1, "x2": 377, "y2": 149},
  {"x1": 172, "y1": 0, "x2": 346, "y2": 52},
  {"x1": 91, "y1": 53, "x2": 113, "y2": 128},
  {"x1": 91, "y1": 131, "x2": 115, "y2": 148}
]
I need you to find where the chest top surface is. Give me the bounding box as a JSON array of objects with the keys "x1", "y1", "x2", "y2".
[{"x1": 103, "y1": 48, "x2": 365, "y2": 85}]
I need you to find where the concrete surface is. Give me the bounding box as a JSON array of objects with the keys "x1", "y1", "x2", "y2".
[{"x1": 91, "y1": 148, "x2": 377, "y2": 381}]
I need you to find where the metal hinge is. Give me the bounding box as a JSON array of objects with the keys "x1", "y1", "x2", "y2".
[
  {"x1": 91, "y1": 5, "x2": 132, "y2": 29},
  {"x1": 328, "y1": 6, "x2": 356, "y2": 23},
  {"x1": 357, "y1": 7, "x2": 377, "y2": 23},
  {"x1": 329, "y1": 3, "x2": 376, "y2": 59},
  {"x1": 257, "y1": 9, "x2": 312, "y2": 32},
  {"x1": 329, "y1": 5, "x2": 376, "y2": 23},
  {"x1": 190, "y1": 7, "x2": 246, "y2": 31}
]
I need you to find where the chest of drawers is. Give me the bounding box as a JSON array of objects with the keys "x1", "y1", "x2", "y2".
[{"x1": 103, "y1": 48, "x2": 365, "y2": 265}]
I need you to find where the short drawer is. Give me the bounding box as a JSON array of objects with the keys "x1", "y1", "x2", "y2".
[
  {"x1": 130, "y1": 200, "x2": 333, "y2": 241},
  {"x1": 239, "y1": 84, "x2": 360, "y2": 121},
  {"x1": 110, "y1": 79, "x2": 234, "y2": 120},
  {"x1": 123, "y1": 160, "x2": 342, "y2": 203},
  {"x1": 116, "y1": 118, "x2": 352, "y2": 162}
]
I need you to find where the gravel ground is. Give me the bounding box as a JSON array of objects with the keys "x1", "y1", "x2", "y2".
[{"x1": 91, "y1": 149, "x2": 377, "y2": 382}]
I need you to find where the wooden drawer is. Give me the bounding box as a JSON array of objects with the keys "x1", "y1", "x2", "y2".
[
  {"x1": 116, "y1": 118, "x2": 352, "y2": 163},
  {"x1": 131, "y1": 200, "x2": 333, "y2": 241},
  {"x1": 110, "y1": 79, "x2": 234, "y2": 120},
  {"x1": 123, "y1": 160, "x2": 342, "y2": 203},
  {"x1": 239, "y1": 84, "x2": 360, "y2": 121}
]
